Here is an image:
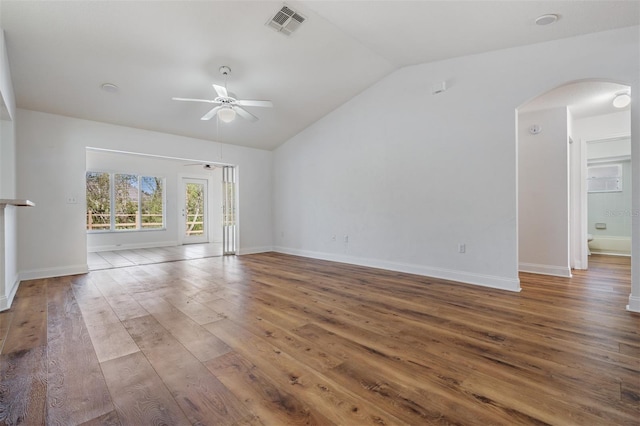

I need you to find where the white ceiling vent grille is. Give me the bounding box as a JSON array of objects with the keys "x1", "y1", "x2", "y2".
[{"x1": 266, "y1": 5, "x2": 306, "y2": 36}]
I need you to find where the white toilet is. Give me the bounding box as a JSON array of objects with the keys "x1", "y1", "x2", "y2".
[{"x1": 587, "y1": 233, "x2": 594, "y2": 255}]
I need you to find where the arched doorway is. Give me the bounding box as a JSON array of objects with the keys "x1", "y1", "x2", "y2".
[{"x1": 516, "y1": 80, "x2": 636, "y2": 309}]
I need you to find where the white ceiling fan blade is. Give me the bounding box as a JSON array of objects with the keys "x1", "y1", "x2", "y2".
[
  {"x1": 172, "y1": 97, "x2": 218, "y2": 104},
  {"x1": 201, "y1": 105, "x2": 223, "y2": 121},
  {"x1": 233, "y1": 106, "x2": 259, "y2": 122},
  {"x1": 213, "y1": 84, "x2": 228, "y2": 98},
  {"x1": 235, "y1": 99, "x2": 273, "y2": 108}
]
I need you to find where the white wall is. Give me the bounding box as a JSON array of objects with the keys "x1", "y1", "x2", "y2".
[
  {"x1": 0, "y1": 28, "x2": 16, "y2": 198},
  {"x1": 273, "y1": 26, "x2": 639, "y2": 293},
  {"x1": 587, "y1": 138, "x2": 631, "y2": 160},
  {"x1": 0, "y1": 29, "x2": 16, "y2": 197},
  {"x1": 574, "y1": 111, "x2": 631, "y2": 143},
  {"x1": 0, "y1": 28, "x2": 16, "y2": 199},
  {"x1": 0, "y1": 119, "x2": 15, "y2": 198},
  {"x1": 568, "y1": 109, "x2": 585, "y2": 269},
  {"x1": 16, "y1": 109, "x2": 272, "y2": 279},
  {"x1": 0, "y1": 29, "x2": 15, "y2": 121},
  {"x1": 0, "y1": 28, "x2": 19, "y2": 310},
  {"x1": 210, "y1": 166, "x2": 223, "y2": 243},
  {"x1": 519, "y1": 107, "x2": 571, "y2": 277}
]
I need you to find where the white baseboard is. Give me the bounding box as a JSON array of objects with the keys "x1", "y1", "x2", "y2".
[
  {"x1": 590, "y1": 251, "x2": 631, "y2": 257},
  {"x1": 0, "y1": 276, "x2": 20, "y2": 311},
  {"x1": 573, "y1": 260, "x2": 586, "y2": 270},
  {"x1": 20, "y1": 264, "x2": 89, "y2": 281},
  {"x1": 627, "y1": 295, "x2": 640, "y2": 313},
  {"x1": 88, "y1": 240, "x2": 179, "y2": 253},
  {"x1": 273, "y1": 246, "x2": 521, "y2": 292},
  {"x1": 519, "y1": 262, "x2": 572, "y2": 278},
  {"x1": 238, "y1": 246, "x2": 273, "y2": 255}
]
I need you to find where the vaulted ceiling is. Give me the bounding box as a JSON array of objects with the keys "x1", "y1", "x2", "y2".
[{"x1": 1, "y1": 1, "x2": 638, "y2": 150}]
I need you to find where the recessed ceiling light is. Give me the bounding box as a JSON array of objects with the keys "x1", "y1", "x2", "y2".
[
  {"x1": 535, "y1": 14, "x2": 559, "y2": 26},
  {"x1": 101, "y1": 83, "x2": 119, "y2": 93},
  {"x1": 613, "y1": 92, "x2": 631, "y2": 108}
]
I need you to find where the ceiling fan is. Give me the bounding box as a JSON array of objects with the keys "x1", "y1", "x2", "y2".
[
  {"x1": 172, "y1": 66, "x2": 273, "y2": 123},
  {"x1": 183, "y1": 163, "x2": 216, "y2": 170}
]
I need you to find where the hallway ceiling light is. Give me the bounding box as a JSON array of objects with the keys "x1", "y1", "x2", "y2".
[
  {"x1": 535, "y1": 14, "x2": 558, "y2": 26},
  {"x1": 613, "y1": 92, "x2": 631, "y2": 108},
  {"x1": 217, "y1": 107, "x2": 236, "y2": 123}
]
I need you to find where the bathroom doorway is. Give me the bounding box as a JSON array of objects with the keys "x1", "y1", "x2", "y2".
[
  {"x1": 517, "y1": 80, "x2": 632, "y2": 276},
  {"x1": 586, "y1": 136, "x2": 632, "y2": 257}
]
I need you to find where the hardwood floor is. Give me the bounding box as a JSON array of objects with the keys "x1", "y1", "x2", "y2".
[{"x1": 1, "y1": 253, "x2": 638, "y2": 425}]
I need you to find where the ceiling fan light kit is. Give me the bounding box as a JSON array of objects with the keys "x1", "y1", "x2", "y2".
[
  {"x1": 217, "y1": 107, "x2": 236, "y2": 123},
  {"x1": 172, "y1": 66, "x2": 273, "y2": 123},
  {"x1": 183, "y1": 163, "x2": 216, "y2": 170}
]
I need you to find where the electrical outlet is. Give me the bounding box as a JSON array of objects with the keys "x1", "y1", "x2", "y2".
[
  {"x1": 458, "y1": 243, "x2": 466, "y2": 254},
  {"x1": 66, "y1": 196, "x2": 77, "y2": 204}
]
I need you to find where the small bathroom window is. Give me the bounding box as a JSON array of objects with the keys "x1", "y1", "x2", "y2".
[{"x1": 587, "y1": 164, "x2": 622, "y2": 193}]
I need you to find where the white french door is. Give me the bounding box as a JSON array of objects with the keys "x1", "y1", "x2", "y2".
[
  {"x1": 222, "y1": 166, "x2": 237, "y2": 254},
  {"x1": 181, "y1": 178, "x2": 208, "y2": 245}
]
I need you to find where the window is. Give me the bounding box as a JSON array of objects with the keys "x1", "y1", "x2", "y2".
[
  {"x1": 140, "y1": 176, "x2": 164, "y2": 229},
  {"x1": 86, "y1": 172, "x2": 111, "y2": 231},
  {"x1": 114, "y1": 174, "x2": 138, "y2": 230},
  {"x1": 587, "y1": 164, "x2": 622, "y2": 193},
  {"x1": 86, "y1": 172, "x2": 165, "y2": 231}
]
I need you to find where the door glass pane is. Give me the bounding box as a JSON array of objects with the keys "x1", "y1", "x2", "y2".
[
  {"x1": 185, "y1": 182, "x2": 205, "y2": 236},
  {"x1": 114, "y1": 174, "x2": 139, "y2": 230}
]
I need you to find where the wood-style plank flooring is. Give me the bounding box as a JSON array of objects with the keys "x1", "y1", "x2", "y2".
[
  {"x1": 1, "y1": 253, "x2": 638, "y2": 425},
  {"x1": 87, "y1": 243, "x2": 223, "y2": 270}
]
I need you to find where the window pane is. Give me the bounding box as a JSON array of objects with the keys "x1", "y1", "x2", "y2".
[
  {"x1": 114, "y1": 174, "x2": 139, "y2": 230},
  {"x1": 86, "y1": 172, "x2": 111, "y2": 231},
  {"x1": 587, "y1": 164, "x2": 622, "y2": 193},
  {"x1": 140, "y1": 176, "x2": 164, "y2": 229}
]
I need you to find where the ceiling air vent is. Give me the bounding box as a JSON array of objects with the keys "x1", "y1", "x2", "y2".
[{"x1": 266, "y1": 5, "x2": 306, "y2": 36}]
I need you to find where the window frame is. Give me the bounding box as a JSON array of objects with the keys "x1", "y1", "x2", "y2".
[
  {"x1": 587, "y1": 163, "x2": 623, "y2": 194},
  {"x1": 86, "y1": 171, "x2": 166, "y2": 233}
]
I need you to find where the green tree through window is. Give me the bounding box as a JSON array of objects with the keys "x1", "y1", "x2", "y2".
[
  {"x1": 141, "y1": 176, "x2": 164, "y2": 229},
  {"x1": 115, "y1": 174, "x2": 138, "y2": 229},
  {"x1": 86, "y1": 172, "x2": 165, "y2": 231},
  {"x1": 86, "y1": 172, "x2": 111, "y2": 230}
]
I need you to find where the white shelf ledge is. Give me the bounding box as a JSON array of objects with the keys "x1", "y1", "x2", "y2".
[{"x1": 0, "y1": 199, "x2": 35, "y2": 207}]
